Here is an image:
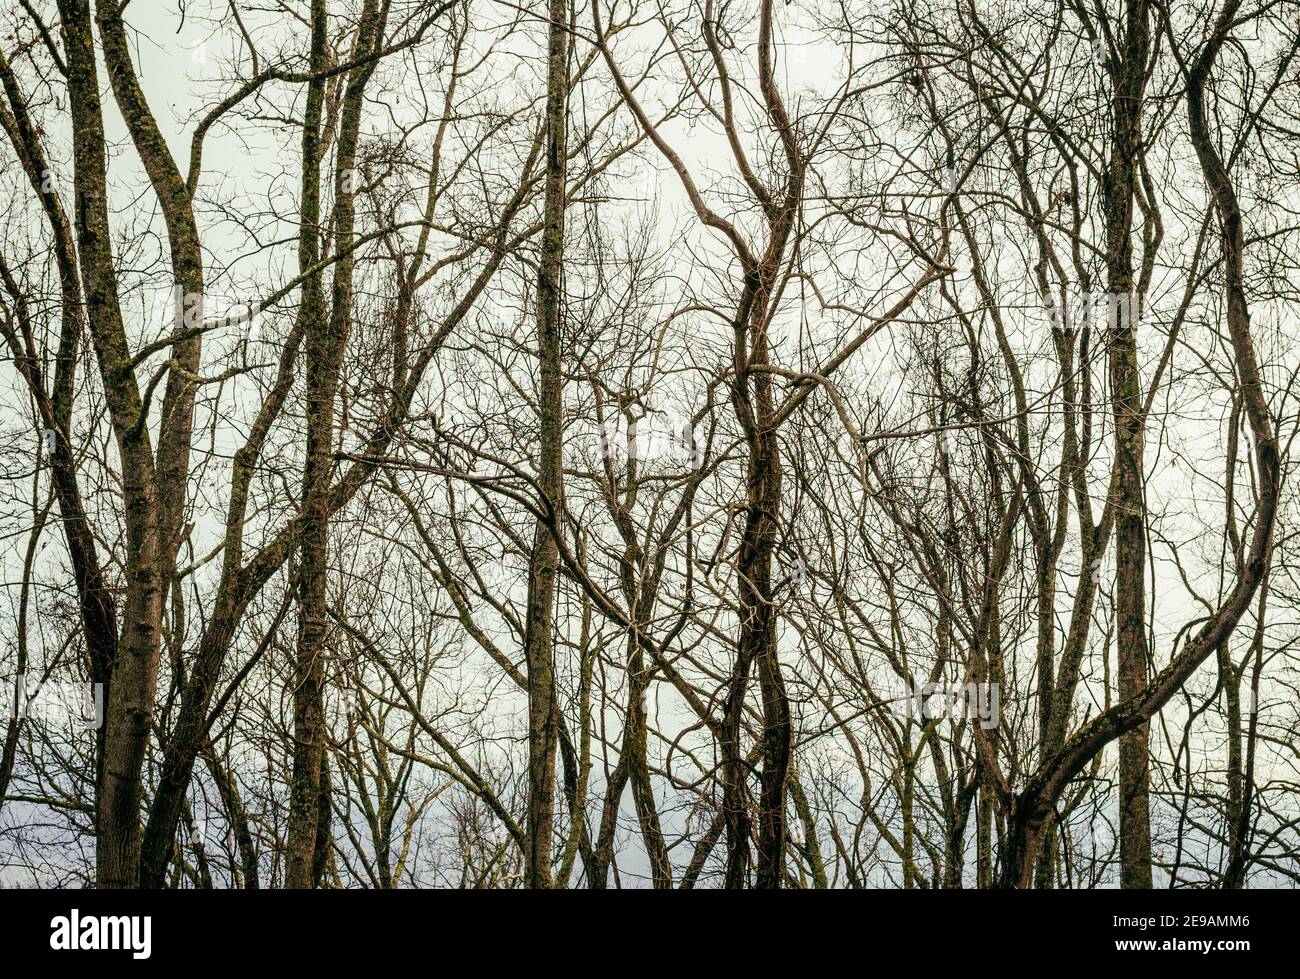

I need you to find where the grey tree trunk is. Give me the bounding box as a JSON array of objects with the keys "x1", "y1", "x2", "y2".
[
  {"x1": 1102, "y1": 0, "x2": 1153, "y2": 890},
  {"x1": 522, "y1": 0, "x2": 570, "y2": 889}
]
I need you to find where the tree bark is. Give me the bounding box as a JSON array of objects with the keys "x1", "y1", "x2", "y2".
[
  {"x1": 284, "y1": 0, "x2": 334, "y2": 889},
  {"x1": 57, "y1": 0, "x2": 165, "y2": 889},
  {"x1": 1102, "y1": 0, "x2": 1153, "y2": 889},
  {"x1": 521, "y1": 0, "x2": 570, "y2": 889}
]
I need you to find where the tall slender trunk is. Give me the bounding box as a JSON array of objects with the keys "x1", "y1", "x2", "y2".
[
  {"x1": 721, "y1": 276, "x2": 785, "y2": 891},
  {"x1": 522, "y1": 0, "x2": 569, "y2": 889},
  {"x1": 57, "y1": 0, "x2": 164, "y2": 889},
  {"x1": 287, "y1": 0, "x2": 387, "y2": 889},
  {"x1": 1103, "y1": 0, "x2": 1153, "y2": 889},
  {"x1": 285, "y1": 0, "x2": 333, "y2": 889},
  {"x1": 745, "y1": 414, "x2": 788, "y2": 888}
]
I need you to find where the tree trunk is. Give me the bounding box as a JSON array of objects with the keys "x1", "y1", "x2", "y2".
[
  {"x1": 1102, "y1": 0, "x2": 1153, "y2": 889},
  {"x1": 57, "y1": 0, "x2": 164, "y2": 889},
  {"x1": 284, "y1": 0, "x2": 333, "y2": 889},
  {"x1": 522, "y1": 0, "x2": 570, "y2": 889}
]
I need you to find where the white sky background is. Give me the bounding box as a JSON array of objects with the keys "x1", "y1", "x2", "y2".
[{"x1": 0, "y1": 0, "x2": 1297, "y2": 886}]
